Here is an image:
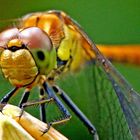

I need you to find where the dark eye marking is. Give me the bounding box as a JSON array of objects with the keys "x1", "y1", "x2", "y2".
[
  {"x1": 8, "y1": 46, "x2": 19, "y2": 52},
  {"x1": 8, "y1": 44, "x2": 26, "y2": 52},
  {"x1": 37, "y1": 50, "x2": 45, "y2": 61}
]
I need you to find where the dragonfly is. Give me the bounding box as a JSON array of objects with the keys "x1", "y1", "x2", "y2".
[{"x1": 0, "y1": 10, "x2": 139, "y2": 140}]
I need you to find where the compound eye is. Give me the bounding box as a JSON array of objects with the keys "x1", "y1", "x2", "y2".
[
  {"x1": 19, "y1": 27, "x2": 52, "y2": 51},
  {"x1": 0, "y1": 28, "x2": 19, "y2": 47}
]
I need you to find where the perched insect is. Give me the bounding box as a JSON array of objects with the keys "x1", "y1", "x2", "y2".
[
  {"x1": 0, "y1": 10, "x2": 140, "y2": 140},
  {"x1": 0, "y1": 10, "x2": 99, "y2": 140}
]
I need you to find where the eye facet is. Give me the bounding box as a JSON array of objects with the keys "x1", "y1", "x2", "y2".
[
  {"x1": 0, "y1": 28, "x2": 19, "y2": 48},
  {"x1": 19, "y1": 27, "x2": 52, "y2": 51}
]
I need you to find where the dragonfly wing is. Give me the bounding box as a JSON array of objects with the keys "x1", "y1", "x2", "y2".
[
  {"x1": 100, "y1": 57, "x2": 140, "y2": 139},
  {"x1": 49, "y1": 10, "x2": 140, "y2": 140}
]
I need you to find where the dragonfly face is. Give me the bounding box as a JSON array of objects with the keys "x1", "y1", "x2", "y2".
[
  {"x1": 0, "y1": 27, "x2": 56, "y2": 87},
  {"x1": 0, "y1": 11, "x2": 96, "y2": 87}
]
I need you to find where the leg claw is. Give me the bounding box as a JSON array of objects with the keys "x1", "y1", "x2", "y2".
[{"x1": 40, "y1": 123, "x2": 52, "y2": 136}]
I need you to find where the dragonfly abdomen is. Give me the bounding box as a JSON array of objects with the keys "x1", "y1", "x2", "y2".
[{"x1": 97, "y1": 44, "x2": 140, "y2": 65}]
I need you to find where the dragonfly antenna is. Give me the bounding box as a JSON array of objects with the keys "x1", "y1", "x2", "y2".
[{"x1": 0, "y1": 18, "x2": 21, "y2": 23}]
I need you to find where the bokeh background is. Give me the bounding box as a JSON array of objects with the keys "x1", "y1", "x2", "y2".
[{"x1": 0, "y1": 0, "x2": 140, "y2": 139}]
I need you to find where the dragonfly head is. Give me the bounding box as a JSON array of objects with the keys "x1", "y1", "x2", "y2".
[{"x1": 0, "y1": 27, "x2": 56, "y2": 87}]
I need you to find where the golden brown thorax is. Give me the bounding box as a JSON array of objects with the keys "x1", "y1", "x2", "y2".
[{"x1": 0, "y1": 39, "x2": 38, "y2": 87}]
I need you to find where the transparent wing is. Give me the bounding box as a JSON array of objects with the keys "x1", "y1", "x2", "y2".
[
  {"x1": 95, "y1": 52, "x2": 140, "y2": 139},
  {"x1": 52, "y1": 10, "x2": 140, "y2": 139}
]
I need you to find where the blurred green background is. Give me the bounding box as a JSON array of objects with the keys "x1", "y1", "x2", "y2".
[{"x1": 0, "y1": 0, "x2": 140, "y2": 139}]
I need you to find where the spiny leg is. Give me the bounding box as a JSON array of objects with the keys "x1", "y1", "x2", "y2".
[
  {"x1": 19, "y1": 88, "x2": 30, "y2": 108},
  {"x1": 0, "y1": 87, "x2": 19, "y2": 111},
  {"x1": 42, "y1": 82, "x2": 71, "y2": 128},
  {"x1": 18, "y1": 88, "x2": 53, "y2": 118},
  {"x1": 52, "y1": 85, "x2": 99, "y2": 140},
  {"x1": 20, "y1": 98, "x2": 54, "y2": 108},
  {"x1": 18, "y1": 97, "x2": 54, "y2": 132},
  {"x1": 18, "y1": 88, "x2": 31, "y2": 117},
  {"x1": 0, "y1": 87, "x2": 19, "y2": 104},
  {"x1": 1, "y1": 87, "x2": 19, "y2": 104},
  {"x1": 39, "y1": 87, "x2": 47, "y2": 122}
]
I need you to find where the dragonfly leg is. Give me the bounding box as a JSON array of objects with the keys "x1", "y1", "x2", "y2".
[
  {"x1": 0, "y1": 87, "x2": 19, "y2": 111},
  {"x1": 1, "y1": 87, "x2": 19, "y2": 104},
  {"x1": 19, "y1": 96, "x2": 54, "y2": 132},
  {"x1": 20, "y1": 98, "x2": 54, "y2": 108},
  {"x1": 19, "y1": 96, "x2": 54, "y2": 118},
  {"x1": 52, "y1": 85, "x2": 99, "y2": 140},
  {"x1": 18, "y1": 88, "x2": 31, "y2": 117},
  {"x1": 42, "y1": 82, "x2": 71, "y2": 127},
  {"x1": 19, "y1": 88, "x2": 30, "y2": 108},
  {"x1": 39, "y1": 87, "x2": 47, "y2": 122}
]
